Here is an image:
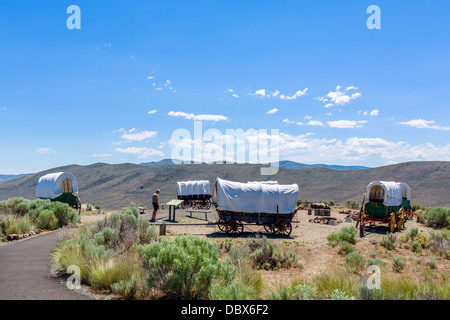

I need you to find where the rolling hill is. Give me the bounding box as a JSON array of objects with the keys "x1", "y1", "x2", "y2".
[
  {"x1": 0, "y1": 161, "x2": 448, "y2": 209},
  {"x1": 0, "y1": 174, "x2": 32, "y2": 183},
  {"x1": 140, "y1": 159, "x2": 370, "y2": 171}
]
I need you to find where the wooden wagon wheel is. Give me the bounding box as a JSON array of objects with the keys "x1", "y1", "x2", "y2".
[
  {"x1": 359, "y1": 211, "x2": 366, "y2": 237},
  {"x1": 390, "y1": 212, "x2": 396, "y2": 233},
  {"x1": 273, "y1": 220, "x2": 292, "y2": 237},
  {"x1": 263, "y1": 224, "x2": 273, "y2": 233},
  {"x1": 76, "y1": 196, "x2": 82, "y2": 215},
  {"x1": 397, "y1": 208, "x2": 405, "y2": 230},
  {"x1": 226, "y1": 220, "x2": 244, "y2": 235},
  {"x1": 217, "y1": 219, "x2": 228, "y2": 232}
]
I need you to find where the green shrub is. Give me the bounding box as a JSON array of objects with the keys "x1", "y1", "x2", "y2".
[
  {"x1": 392, "y1": 256, "x2": 406, "y2": 273},
  {"x1": 331, "y1": 289, "x2": 355, "y2": 300},
  {"x1": 86, "y1": 204, "x2": 93, "y2": 211},
  {"x1": 428, "y1": 257, "x2": 437, "y2": 269},
  {"x1": 37, "y1": 210, "x2": 58, "y2": 230},
  {"x1": 380, "y1": 233, "x2": 397, "y2": 250},
  {"x1": 139, "y1": 235, "x2": 236, "y2": 299},
  {"x1": 89, "y1": 257, "x2": 138, "y2": 292},
  {"x1": 210, "y1": 281, "x2": 254, "y2": 300},
  {"x1": 226, "y1": 246, "x2": 264, "y2": 299},
  {"x1": 429, "y1": 231, "x2": 450, "y2": 259},
  {"x1": 112, "y1": 273, "x2": 146, "y2": 300},
  {"x1": 345, "y1": 252, "x2": 366, "y2": 273},
  {"x1": 267, "y1": 283, "x2": 314, "y2": 300},
  {"x1": 337, "y1": 241, "x2": 355, "y2": 256},
  {"x1": 55, "y1": 232, "x2": 114, "y2": 283},
  {"x1": 51, "y1": 202, "x2": 79, "y2": 227},
  {"x1": 412, "y1": 241, "x2": 423, "y2": 253},
  {"x1": 122, "y1": 204, "x2": 139, "y2": 219},
  {"x1": 419, "y1": 207, "x2": 450, "y2": 229},
  {"x1": 16, "y1": 218, "x2": 33, "y2": 233},
  {"x1": 94, "y1": 227, "x2": 119, "y2": 248},
  {"x1": 313, "y1": 268, "x2": 359, "y2": 297},
  {"x1": 327, "y1": 226, "x2": 358, "y2": 247},
  {"x1": 14, "y1": 201, "x2": 31, "y2": 216},
  {"x1": 3, "y1": 217, "x2": 20, "y2": 235},
  {"x1": 366, "y1": 257, "x2": 388, "y2": 270},
  {"x1": 3, "y1": 198, "x2": 29, "y2": 215},
  {"x1": 248, "y1": 237, "x2": 299, "y2": 270}
]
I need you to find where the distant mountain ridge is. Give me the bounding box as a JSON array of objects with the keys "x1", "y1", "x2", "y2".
[
  {"x1": 0, "y1": 161, "x2": 448, "y2": 209},
  {"x1": 141, "y1": 159, "x2": 370, "y2": 171},
  {"x1": 0, "y1": 174, "x2": 32, "y2": 183},
  {"x1": 275, "y1": 160, "x2": 370, "y2": 171}
]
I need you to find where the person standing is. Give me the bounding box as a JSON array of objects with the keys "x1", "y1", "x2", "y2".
[{"x1": 151, "y1": 189, "x2": 160, "y2": 222}]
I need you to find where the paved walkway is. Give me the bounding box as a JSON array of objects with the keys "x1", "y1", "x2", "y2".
[
  {"x1": 0, "y1": 231, "x2": 92, "y2": 300},
  {"x1": 0, "y1": 210, "x2": 173, "y2": 300}
]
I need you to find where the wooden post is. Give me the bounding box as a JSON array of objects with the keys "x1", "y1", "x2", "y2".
[{"x1": 159, "y1": 223, "x2": 166, "y2": 236}]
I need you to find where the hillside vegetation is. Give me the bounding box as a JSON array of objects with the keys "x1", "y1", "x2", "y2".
[{"x1": 0, "y1": 161, "x2": 448, "y2": 210}]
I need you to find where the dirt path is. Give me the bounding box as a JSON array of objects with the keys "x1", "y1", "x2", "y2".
[{"x1": 0, "y1": 230, "x2": 92, "y2": 300}]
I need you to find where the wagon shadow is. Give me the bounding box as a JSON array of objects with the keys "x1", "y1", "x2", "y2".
[
  {"x1": 361, "y1": 224, "x2": 406, "y2": 237},
  {"x1": 206, "y1": 231, "x2": 294, "y2": 240}
]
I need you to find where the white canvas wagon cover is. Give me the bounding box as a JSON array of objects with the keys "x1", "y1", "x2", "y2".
[
  {"x1": 248, "y1": 181, "x2": 279, "y2": 185},
  {"x1": 214, "y1": 178, "x2": 299, "y2": 214},
  {"x1": 364, "y1": 181, "x2": 410, "y2": 207},
  {"x1": 176, "y1": 180, "x2": 211, "y2": 196},
  {"x1": 35, "y1": 172, "x2": 79, "y2": 200}
]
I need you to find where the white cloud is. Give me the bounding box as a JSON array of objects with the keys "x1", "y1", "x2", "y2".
[
  {"x1": 147, "y1": 109, "x2": 158, "y2": 114},
  {"x1": 232, "y1": 94, "x2": 239, "y2": 98},
  {"x1": 346, "y1": 86, "x2": 358, "y2": 91},
  {"x1": 273, "y1": 134, "x2": 450, "y2": 163},
  {"x1": 327, "y1": 120, "x2": 368, "y2": 128},
  {"x1": 370, "y1": 109, "x2": 380, "y2": 116},
  {"x1": 325, "y1": 113, "x2": 332, "y2": 116},
  {"x1": 325, "y1": 85, "x2": 362, "y2": 106},
  {"x1": 324, "y1": 103, "x2": 334, "y2": 108},
  {"x1": 307, "y1": 120, "x2": 325, "y2": 127},
  {"x1": 167, "y1": 130, "x2": 450, "y2": 164},
  {"x1": 282, "y1": 119, "x2": 295, "y2": 124},
  {"x1": 279, "y1": 88, "x2": 309, "y2": 100},
  {"x1": 120, "y1": 129, "x2": 158, "y2": 141},
  {"x1": 253, "y1": 88, "x2": 308, "y2": 100},
  {"x1": 304, "y1": 115, "x2": 312, "y2": 120},
  {"x1": 92, "y1": 154, "x2": 112, "y2": 157},
  {"x1": 147, "y1": 76, "x2": 155, "y2": 80},
  {"x1": 398, "y1": 119, "x2": 450, "y2": 131},
  {"x1": 267, "y1": 108, "x2": 279, "y2": 114},
  {"x1": 116, "y1": 147, "x2": 164, "y2": 159},
  {"x1": 255, "y1": 89, "x2": 267, "y2": 97},
  {"x1": 168, "y1": 111, "x2": 228, "y2": 122},
  {"x1": 36, "y1": 148, "x2": 55, "y2": 154}
]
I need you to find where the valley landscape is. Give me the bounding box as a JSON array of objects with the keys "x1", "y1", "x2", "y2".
[{"x1": 0, "y1": 161, "x2": 448, "y2": 209}]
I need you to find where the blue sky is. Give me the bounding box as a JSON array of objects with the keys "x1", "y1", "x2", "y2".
[{"x1": 0, "y1": 0, "x2": 449, "y2": 173}]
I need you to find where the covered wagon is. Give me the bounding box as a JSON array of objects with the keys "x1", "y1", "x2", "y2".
[
  {"x1": 176, "y1": 180, "x2": 212, "y2": 209},
  {"x1": 35, "y1": 172, "x2": 81, "y2": 213},
  {"x1": 358, "y1": 181, "x2": 411, "y2": 236},
  {"x1": 213, "y1": 178, "x2": 299, "y2": 236}
]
